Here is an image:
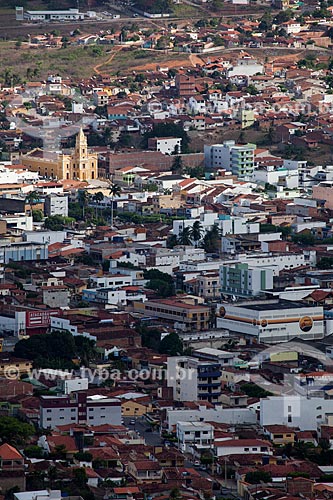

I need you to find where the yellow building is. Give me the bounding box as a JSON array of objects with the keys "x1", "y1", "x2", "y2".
[
  {"x1": 121, "y1": 398, "x2": 152, "y2": 417},
  {"x1": 21, "y1": 129, "x2": 98, "y2": 181}
]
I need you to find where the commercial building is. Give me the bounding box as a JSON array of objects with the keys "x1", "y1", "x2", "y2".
[
  {"x1": 40, "y1": 392, "x2": 122, "y2": 429},
  {"x1": 22, "y1": 129, "x2": 98, "y2": 181},
  {"x1": 0, "y1": 241, "x2": 48, "y2": 263},
  {"x1": 204, "y1": 141, "x2": 256, "y2": 178},
  {"x1": 22, "y1": 9, "x2": 85, "y2": 21},
  {"x1": 134, "y1": 298, "x2": 211, "y2": 331},
  {"x1": 216, "y1": 299, "x2": 324, "y2": 343},
  {"x1": 220, "y1": 262, "x2": 274, "y2": 298}
]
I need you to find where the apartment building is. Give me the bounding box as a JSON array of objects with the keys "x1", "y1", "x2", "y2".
[
  {"x1": 216, "y1": 299, "x2": 324, "y2": 343},
  {"x1": 220, "y1": 262, "x2": 274, "y2": 298},
  {"x1": 260, "y1": 396, "x2": 333, "y2": 431},
  {"x1": 44, "y1": 194, "x2": 68, "y2": 217},
  {"x1": 176, "y1": 421, "x2": 214, "y2": 453},
  {"x1": 167, "y1": 352, "x2": 234, "y2": 404},
  {"x1": 204, "y1": 141, "x2": 256, "y2": 178},
  {"x1": 134, "y1": 298, "x2": 210, "y2": 331},
  {"x1": 40, "y1": 392, "x2": 121, "y2": 429}
]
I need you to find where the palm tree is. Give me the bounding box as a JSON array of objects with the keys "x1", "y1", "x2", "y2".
[
  {"x1": 25, "y1": 191, "x2": 39, "y2": 204},
  {"x1": 92, "y1": 191, "x2": 104, "y2": 218},
  {"x1": 78, "y1": 190, "x2": 90, "y2": 219},
  {"x1": 190, "y1": 220, "x2": 203, "y2": 247},
  {"x1": 109, "y1": 183, "x2": 121, "y2": 227},
  {"x1": 178, "y1": 226, "x2": 192, "y2": 246}
]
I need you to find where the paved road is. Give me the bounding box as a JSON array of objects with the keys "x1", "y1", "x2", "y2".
[{"x1": 123, "y1": 416, "x2": 163, "y2": 446}]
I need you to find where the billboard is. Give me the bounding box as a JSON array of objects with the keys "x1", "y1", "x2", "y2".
[{"x1": 26, "y1": 310, "x2": 56, "y2": 328}]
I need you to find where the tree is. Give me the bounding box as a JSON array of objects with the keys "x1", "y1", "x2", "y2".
[
  {"x1": 202, "y1": 224, "x2": 221, "y2": 254},
  {"x1": 142, "y1": 123, "x2": 190, "y2": 153},
  {"x1": 190, "y1": 221, "x2": 203, "y2": 247},
  {"x1": 0, "y1": 416, "x2": 34, "y2": 445},
  {"x1": 24, "y1": 445, "x2": 44, "y2": 458},
  {"x1": 146, "y1": 279, "x2": 174, "y2": 297},
  {"x1": 292, "y1": 231, "x2": 315, "y2": 246},
  {"x1": 167, "y1": 234, "x2": 178, "y2": 249},
  {"x1": 14, "y1": 331, "x2": 77, "y2": 367},
  {"x1": 178, "y1": 226, "x2": 192, "y2": 246},
  {"x1": 73, "y1": 467, "x2": 88, "y2": 487},
  {"x1": 318, "y1": 257, "x2": 333, "y2": 269},
  {"x1": 32, "y1": 210, "x2": 43, "y2": 222},
  {"x1": 25, "y1": 191, "x2": 40, "y2": 209},
  {"x1": 159, "y1": 332, "x2": 183, "y2": 356},
  {"x1": 92, "y1": 191, "x2": 104, "y2": 218},
  {"x1": 171, "y1": 156, "x2": 184, "y2": 175},
  {"x1": 44, "y1": 215, "x2": 74, "y2": 231},
  {"x1": 78, "y1": 190, "x2": 90, "y2": 218},
  {"x1": 240, "y1": 383, "x2": 272, "y2": 398},
  {"x1": 109, "y1": 183, "x2": 121, "y2": 227},
  {"x1": 245, "y1": 471, "x2": 272, "y2": 484}
]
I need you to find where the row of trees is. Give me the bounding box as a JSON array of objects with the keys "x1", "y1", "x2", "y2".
[{"x1": 168, "y1": 222, "x2": 222, "y2": 254}]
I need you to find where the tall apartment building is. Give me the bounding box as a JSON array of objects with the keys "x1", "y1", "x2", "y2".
[
  {"x1": 44, "y1": 194, "x2": 68, "y2": 217},
  {"x1": 167, "y1": 351, "x2": 235, "y2": 404},
  {"x1": 40, "y1": 392, "x2": 121, "y2": 429},
  {"x1": 175, "y1": 74, "x2": 196, "y2": 96},
  {"x1": 220, "y1": 263, "x2": 274, "y2": 298},
  {"x1": 204, "y1": 141, "x2": 256, "y2": 178}
]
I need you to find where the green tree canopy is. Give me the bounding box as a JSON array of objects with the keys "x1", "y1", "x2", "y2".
[
  {"x1": 0, "y1": 416, "x2": 34, "y2": 445},
  {"x1": 159, "y1": 332, "x2": 183, "y2": 356}
]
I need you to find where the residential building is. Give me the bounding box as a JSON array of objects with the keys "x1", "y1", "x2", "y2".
[
  {"x1": 216, "y1": 299, "x2": 324, "y2": 343},
  {"x1": 0, "y1": 443, "x2": 25, "y2": 491},
  {"x1": 167, "y1": 353, "x2": 234, "y2": 404},
  {"x1": 260, "y1": 396, "x2": 333, "y2": 431},
  {"x1": 176, "y1": 421, "x2": 214, "y2": 453},
  {"x1": 220, "y1": 262, "x2": 274, "y2": 298},
  {"x1": 40, "y1": 393, "x2": 122, "y2": 429},
  {"x1": 148, "y1": 137, "x2": 182, "y2": 155},
  {"x1": 42, "y1": 286, "x2": 69, "y2": 308},
  {"x1": 44, "y1": 194, "x2": 68, "y2": 217},
  {"x1": 204, "y1": 141, "x2": 256, "y2": 178},
  {"x1": 127, "y1": 460, "x2": 162, "y2": 484},
  {"x1": 214, "y1": 439, "x2": 272, "y2": 457}
]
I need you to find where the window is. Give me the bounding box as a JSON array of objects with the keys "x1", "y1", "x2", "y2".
[{"x1": 288, "y1": 415, "x2": 292, "y2": 423}]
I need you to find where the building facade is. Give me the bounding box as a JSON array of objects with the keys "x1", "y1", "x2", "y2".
[
  {"x1": 220, "y1": 263, "x2": 274, "y2": 298},
  {"x1": 216, "y1": 299, "x2": 324, "y2": 343},
  {"x1": 22, "y1": 129, "x2": 98, "y2": 181},
  {"x1": 204, "y1": 141, "x2": 256, "y2": 178},
  {"x1": 40, "y1": 393, "x2": 122, "y2": 428}
]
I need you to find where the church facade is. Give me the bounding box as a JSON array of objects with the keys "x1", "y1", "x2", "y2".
[{"x1": 21, "y1": 129, "x2": 98, "y2": 181}]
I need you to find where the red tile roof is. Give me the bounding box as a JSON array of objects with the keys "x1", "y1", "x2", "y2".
[{"x1": 0, "y1": 443, "x2": 23, "y2": 460}]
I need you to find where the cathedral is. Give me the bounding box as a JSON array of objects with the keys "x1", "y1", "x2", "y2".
[{"x1": 21, "y1": 129, "x2": 98, "y2": 181}]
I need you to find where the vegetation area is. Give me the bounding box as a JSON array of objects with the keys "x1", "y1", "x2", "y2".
[
  {"x1": 240, "y1": 383, "x2": 273, "y2": 398},
  {"x1": 0, "y1": 43, "x2": 110, "y2": 83},
  {"x1": 137, "y1": 324, "x2": 184, "y2": 356},
  {"x1": 144, "y1": 268, "x2": 175, "y2": 297},
  {"x1": 14, "y1": 331, "x2": 96, "y2": 369}
]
